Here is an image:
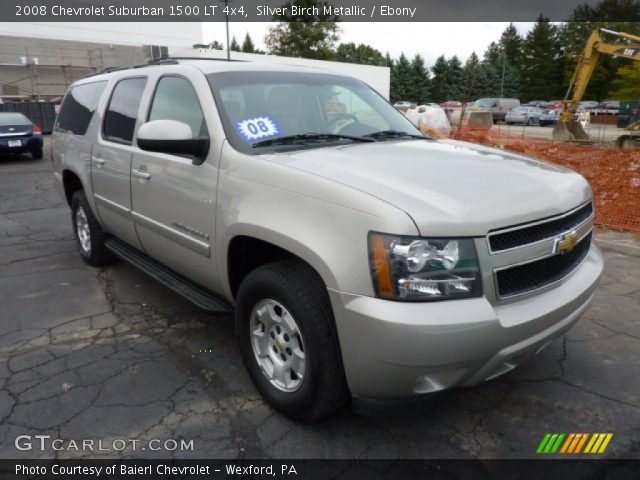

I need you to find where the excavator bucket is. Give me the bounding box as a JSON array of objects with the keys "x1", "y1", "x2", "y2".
[
  {"x1": 462, "y1": 111, "x2": 493, "y2": 130},
  {"x1": 553, "y1": 118, "x2": 589, "y2": 142}
]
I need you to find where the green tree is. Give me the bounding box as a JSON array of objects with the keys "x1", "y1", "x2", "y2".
[
  {"x1": 610, "y1": 62, "x2": 640, "y2": 99},
  {"x1": 264, "y1": 0, "x2": 340, "y2": 60},
  {"x1": 385, "y1": 52, "x2": 393, "y2": 68},
  {"x1": 230, "y1": 36, "x2": 241, "y2": 52},
  {"x1": 410, "y1": 54, "x2": 430, "y2": 104},
  {"x1": 241, "y1": 32, "x2": 256, "y2": 53},
  {"x1": 390, "y1": 53, "x2": 412, "y2": 102},
  {"x1": 448, "y1": 56, "x2": 464, "y2": 100},
  {"x1": 557, "y1": 0, "x2": 640, "y2": 100},
  {"x1": 208, "y1": 40, "x2": 224, "y2": 50},
  {"x1": 335, "y1": 42, "x2": 386, "y2": 66},
  {"x1": 461, "y1": 52, "x2": 481, "y2": 101},
  {"x1": 519, "y1": 16, "x2": 563, "y2": 101},
  {"x1": 430, "y1": 55, "x2": 450, "y2": 103},
  {"x1": 499, "y1": 23, "x2": 523, "y2": 69}
]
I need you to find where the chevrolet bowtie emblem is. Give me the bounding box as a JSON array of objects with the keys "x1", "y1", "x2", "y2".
[{"x1": 554, "y1": 230, "x2": 578, "y2": 254}]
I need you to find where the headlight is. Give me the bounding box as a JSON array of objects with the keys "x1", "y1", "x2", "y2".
[{"x1": 368, "y1": 233, "x2": 482, "y2": 301}]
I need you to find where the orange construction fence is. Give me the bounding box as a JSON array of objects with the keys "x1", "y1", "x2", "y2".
[{"x1": 450, "y1": 127, "x2": 640, "y2": 232}]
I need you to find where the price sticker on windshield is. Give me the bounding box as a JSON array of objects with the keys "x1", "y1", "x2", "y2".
[{"x1": 236, "y1": 115, "x2": 281, "y2": 142}]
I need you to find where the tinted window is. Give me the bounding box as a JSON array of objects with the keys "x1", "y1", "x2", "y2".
[
  {"x1": 56, "y1": 81, "x2": 107, "y2": 135},
  {"x1": 104, "y1": 77, "x2": 147, "y2": 144},
  {"x1": 0, "y1": 113, "x2": 31, "y2": 126},
  {"x1": 148, "y1": 76, "x2": 207, "y2": 137}
]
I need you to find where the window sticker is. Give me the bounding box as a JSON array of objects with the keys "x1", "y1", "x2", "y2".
[{"x1": 235, "y1": 115, "x2": 281, "y2": 142}]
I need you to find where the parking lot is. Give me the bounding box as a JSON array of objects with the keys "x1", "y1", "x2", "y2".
[{"x1": 0, "y1": 141, "x2": 639, "y2": 460}]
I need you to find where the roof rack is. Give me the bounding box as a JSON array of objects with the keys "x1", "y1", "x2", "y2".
[
  {"x1": 85, "y1": 56, "x2": 246, "y2": 78},
  {"x1": 148, "y1": 56, "x2": 246, "y2": 64}
]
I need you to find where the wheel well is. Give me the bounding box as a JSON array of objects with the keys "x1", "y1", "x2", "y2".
[
  {"x1": 62, "y1": 170, "x2": 83, "y2": 206},
  {"x1": 228, "y1": 236, "x2": 311, "y2": 298}
]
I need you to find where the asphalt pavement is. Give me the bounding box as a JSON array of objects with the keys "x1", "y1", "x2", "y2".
[{"x1": 0, "y1": 142, "x2": 639, "y2": 459}]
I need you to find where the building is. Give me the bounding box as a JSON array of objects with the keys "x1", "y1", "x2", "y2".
[
  {"x1": 0, "y1": 23, "x2": 390, "y2": 101},
  {"x1": 0, "y1": 23, "x2": 202, "y2": 100}
]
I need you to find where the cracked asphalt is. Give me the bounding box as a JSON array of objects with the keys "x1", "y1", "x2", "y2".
[{"x1": 0, "y1": 142, "x2": 639, "y2": 460}]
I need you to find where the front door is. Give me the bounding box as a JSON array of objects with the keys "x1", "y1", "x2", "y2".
[
  {"x1": 92, "y1": 76, "x2": 148, "y2": 249},
  {"x1": 130, "y1": 73, "x2": 218, "y2": 289}
]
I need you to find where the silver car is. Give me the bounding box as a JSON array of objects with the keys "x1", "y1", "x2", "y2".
[
  {"x1": 505, "y1": 106, "x2": 545, "y2": 125},
  {"x1": 52, "y1": 59, "x2": 603, "y2": 420}
]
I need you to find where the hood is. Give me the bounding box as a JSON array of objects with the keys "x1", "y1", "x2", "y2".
[{"x1": 260, "y1": 139, "x2": 591, "y2": 237}]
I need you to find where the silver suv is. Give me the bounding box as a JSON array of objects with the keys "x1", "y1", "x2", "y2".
[{"x1": 52, "y1": 59, "x2": 603, "y2": 420}]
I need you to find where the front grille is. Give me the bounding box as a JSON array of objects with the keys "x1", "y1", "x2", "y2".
[
  {"x1": 496, "y1": 232, "x2": 592, "y2": 298},
  {"x1": 489, "y1": 203, "x2": 593, "y2": 252}
]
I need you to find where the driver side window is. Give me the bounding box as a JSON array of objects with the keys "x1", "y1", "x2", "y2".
[
  {"x1": 149, "y1": 76, "x2": 208, "y2": 138},
  {"x1": 326, "y1": 86, "x2": 389, "y2": 130}
]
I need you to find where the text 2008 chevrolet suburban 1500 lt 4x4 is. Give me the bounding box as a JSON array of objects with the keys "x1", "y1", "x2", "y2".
[{"x1": 52, "y1": 59, "x2": 603, "y2": 421}]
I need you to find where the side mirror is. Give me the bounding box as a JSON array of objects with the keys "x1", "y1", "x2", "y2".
[{"x1": 137, "y1": 120, "x2": 209, "y2": 164}]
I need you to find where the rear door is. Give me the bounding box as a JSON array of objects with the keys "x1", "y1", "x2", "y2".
[
  {"x1": 91, "y1": 76, "x2": 148, "y2": 249},
  {"x1": 130, "y1": 71, "x2": 219, "y2": 289}
]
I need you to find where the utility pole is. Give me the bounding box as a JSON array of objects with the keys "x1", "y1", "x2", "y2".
[
  {"x1": 500, "y1": 52, "x2": 506, "y2": 98},
  {"x1": 221, "y1": 0, "x2": 231, "y2": 61}
]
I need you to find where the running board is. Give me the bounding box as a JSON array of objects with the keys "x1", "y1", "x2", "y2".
[{"x1": 105, "y1": 237, "x2": 233, "y2": 314}]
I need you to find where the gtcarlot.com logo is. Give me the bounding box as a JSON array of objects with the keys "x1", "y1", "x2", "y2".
[{"x1": 536, "y1": 432, "x2": 613, "y2": 454}]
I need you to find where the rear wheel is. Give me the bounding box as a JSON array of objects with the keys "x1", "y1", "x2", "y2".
[
  {"x1": 31, "y1": 148, "x2": 43, "y2": 160},
  {"x1": 71, "y1": 190, "x2": 114, "y2": 266},
  {"x1": 235, "y1": 260, "x2": 348, "y2": 421}
]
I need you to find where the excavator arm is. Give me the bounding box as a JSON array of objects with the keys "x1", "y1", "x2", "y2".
[{"x1": 554, "y1": 28, "x2": 640, "y2": 141}]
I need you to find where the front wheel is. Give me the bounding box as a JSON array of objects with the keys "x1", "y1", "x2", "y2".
[
  {"x1": 235, "y1": 260, "x2": 348, "y2": 421},
  {"x1": 71, "y1": 190, "x2": 114, "y2": 266}
]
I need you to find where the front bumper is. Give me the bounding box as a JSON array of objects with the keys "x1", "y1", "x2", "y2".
[{"x1": 329, "y1": 245, "x2": 603, "y2": 401}]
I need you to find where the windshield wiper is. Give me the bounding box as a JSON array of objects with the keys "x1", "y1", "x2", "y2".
[
  {"x1": 364, "y1": 130, "x2": 432, "y2": 141},
  {"x1": 252, "y1": 133, "x2": 374, "y2": 148}
]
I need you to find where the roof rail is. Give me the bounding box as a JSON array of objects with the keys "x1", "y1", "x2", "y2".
[
  {"x1": 148, "y1": 56, "x2": 247, "y2": 64},
  {"x1": 84, "y1": 56, "x2": 247, "y2": 78}
]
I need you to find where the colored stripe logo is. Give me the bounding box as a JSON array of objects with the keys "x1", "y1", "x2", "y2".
[{"x1": 537, "y1": 433, "x2": 613, "y2": 454}]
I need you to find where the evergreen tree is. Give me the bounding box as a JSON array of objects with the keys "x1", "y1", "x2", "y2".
[
  {"x1": 448, "y1": 56, "x2": 464, "y2": 100},
  {"x1": 385, "y1": 52, "x2": 393, "y2": 68},
  {"x1": 410, "y1": 54, "x2": 430, "y2": 104},
  {"x1": 430, "y1": 55, "x2": 451, "y2": 103},
  {"x1": 462, "y1": 52, "x2": 481, "y2": 101},
  {"x1": 499, "y1": 23, "x2": 523, "y2": 70},
  {"x1": 209, "y1": 40, "x2": 224, "y2": 50},
  {"x1": 390, "y1": 54, "x2": 413, "y2": 102},
  {"x1": 241, "y1": 33, "x2": 256, "y2": 53},
  {"x1": 230, "y1": 36, "x2": 241, "y2": 52},
  {"x1": 265, "y1": 0, "x2": 340, "y2": 60},
  {"x1": 519, "y1": 16, "x2": 563, "y2": 101}
]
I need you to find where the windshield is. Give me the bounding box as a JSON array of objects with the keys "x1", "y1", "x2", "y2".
[
  {"x1": 207, "y1": 71, "x2": 424, "y2": 152},
  {"x1": 0, "y1": 113, "x2": 31, "y2": 126},
  {"x1": 474, "y1": 98, "x2": 496, "y2": 108}
]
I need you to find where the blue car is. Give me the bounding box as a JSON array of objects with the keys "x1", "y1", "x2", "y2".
[{"x1": 0, "y1": 112, "x2": 43, "y2": 159}]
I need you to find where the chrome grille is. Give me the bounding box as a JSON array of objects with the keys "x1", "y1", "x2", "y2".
[
  {"x1": 488, "y1": 202, "x2": 593, "y2": 253},
  {"x1": 495, "y1": 232, "x2": 592, "y2": 298}
]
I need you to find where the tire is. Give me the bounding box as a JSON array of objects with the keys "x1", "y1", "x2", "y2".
[
  {"x1": 235, "y1": 260, "x2": 348, "y2": 421},
  {"x1": 31, "y1": 148, "x2": 43, "y2": 160},
  {"x1": 526, "y1": 117, "x2": 534, "y2": 126},
  {"x1": 70, "y1": 190, "x2": 114, "y2": 266}
]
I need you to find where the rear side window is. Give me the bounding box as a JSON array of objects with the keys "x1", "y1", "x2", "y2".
[
  {"x1": 148, "y1": 76, "x2": 207, "y2": 138},
  {"x1": 56, "y1": 81, "x2": 107, "y2": 135},
  {"x1": 0, "y1": 113, "x2": 31, "y2": 126},
  {"x1": 103, "y1": 77, "x2": 147, "y2": 144}
]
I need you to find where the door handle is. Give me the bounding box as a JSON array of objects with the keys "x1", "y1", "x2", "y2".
[
  {"x1": 92, "y1": 156, "x2": 104, "y2": 165},
  {"x1": 133, "y1": 167, "x2": 151, "y2": 180}
]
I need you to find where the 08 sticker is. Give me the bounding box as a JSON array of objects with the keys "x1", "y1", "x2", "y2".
[{"x1": 235, "y1": 115, "x2": 281, "y2": 142}]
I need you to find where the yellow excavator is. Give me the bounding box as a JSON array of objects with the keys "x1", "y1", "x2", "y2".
[{"x1": 553, "y1": 28, "x2": 640, "y2": 143}]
